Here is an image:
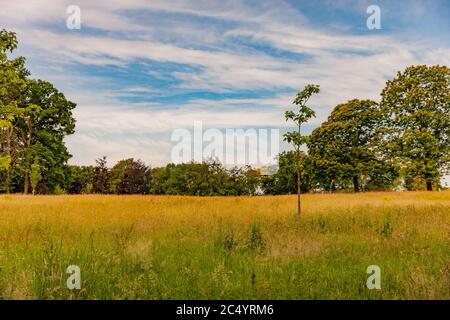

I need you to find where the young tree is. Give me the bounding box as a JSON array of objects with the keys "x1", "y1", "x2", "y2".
[
  {"x1": 92, "y1": 156, "x2": 110, "y2": 194},
  {"x1": 381, "y1": 65, "x2": 450, "y2": 191},
  {"x1": 30, "y1": 157, "x2": 42, "y2": 195},
  {"x1": 284, "y1": 84, "x2": 320, "y2": 216},
  {"x1": 20, "y1": 103, "x2": 42, "y2": 194}
]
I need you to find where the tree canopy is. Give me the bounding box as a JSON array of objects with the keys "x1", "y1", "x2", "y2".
[
  {"x1": 0, "y1": 29, "x2": 76, "y2": 194},
  {"x1": 381, "y1": 65, "x2": 450, "y2": 191}
]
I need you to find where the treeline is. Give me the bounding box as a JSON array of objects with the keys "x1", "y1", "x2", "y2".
[
  {"x1": 305, "y1": 65, "x2": 449, "y2": 192},
  {"x1": 59, "y1": 157, "x2": 261, "y2": 196},
  {"x1": 1, "y1": 29, "x2": 449, "y2": 195},
  {"x1": 20, "y1": 148, "x2": 447, "y2": 195}
]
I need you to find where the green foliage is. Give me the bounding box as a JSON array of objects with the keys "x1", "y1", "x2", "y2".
[
  {"x1": 0, "y1": 29, "x2": 76, "y2": 194},
  {"x1": 148, "y1": 160, "x2": 260, "y2": 196},
  {"x1": 379, "y1": 214, "x2": 394, "y2": 238},
  {"x1": 109, "y1": 158, "x2": 148, "y2": 194},
  {"x1": 261, "y1": 151, "x2": 312, "y2": 194},
  {"x1": 308, "y1": 99, "x2": 398, "y2": 192},
  {"x1": 52, "y1": 185, "x2": 66, "y2": 195},
  {"x1": 247, "y1": 223, "x2": 266, "y2": 253},
  {"x1": 283, "y1": 84, "x2": 320, "y2": 148},
  {"x1": 65, "y1": 165, "x2": 93, "y2": 194},
  {"x1": 220, "y1": 231, "x2": 238, "y2": 252},
  {"x1": 92, "y1": 157, "x2": 109, "y2": 194},
  {"x1": 30, "y1": 157, "x2": 42, "y2": 195},
  {"x1": 381, "y1": 65, "x2": 450, "y2": 191},
  {"x1": 0, "y1": 29, "x2": 29, "y2": 193},
  {"x1": 0, "y1": 155, "x2": 11, "y2": 170}
]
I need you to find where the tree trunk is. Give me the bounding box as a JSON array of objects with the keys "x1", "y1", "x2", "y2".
[
  {"x1": 297, "y1": 165, "x2": 301, "y2": 217},
  {"x1": 24, "y1": 117, "x2": 32, "y2": 195},
  {"x1": 296, "y1": 123, "x2": 301, "y2": 218},
  {"x1": 5, "y1": 169, "x2": 11, "y2": 194},
  {"x1": 353, "y1": 175, "x2": 360, "y2": 193},
  {"x1": 5, "y1": 128, "x2": 12, "y2": 194},
  {"x1": 426, "y1": 181, "x2": 432, "y2": 191},
  {"x1": 24, "y1": 172, "x2": 29, "y2": 194}
]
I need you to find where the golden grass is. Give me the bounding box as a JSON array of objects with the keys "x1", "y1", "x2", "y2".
[{"x1": 0, "y1": 191, "x2": 449, "y2": 299}]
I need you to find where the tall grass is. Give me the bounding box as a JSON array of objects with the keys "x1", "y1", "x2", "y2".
[{"x1": 0, "y1": 191, "x2": 448, "y2": 299}]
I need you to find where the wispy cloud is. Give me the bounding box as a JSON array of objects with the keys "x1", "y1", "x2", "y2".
[{"x1": 2, "y1": 0, "x2": 449, "y2": 166}]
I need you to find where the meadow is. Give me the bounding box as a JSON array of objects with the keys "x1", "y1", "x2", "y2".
[{"x1": 0, "y1": 191, "x2": 448, "y2": 300}]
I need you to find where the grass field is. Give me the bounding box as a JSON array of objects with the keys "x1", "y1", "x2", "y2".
[{"x1": 0, "y1": 191, "x2": 448, "y2": 300}]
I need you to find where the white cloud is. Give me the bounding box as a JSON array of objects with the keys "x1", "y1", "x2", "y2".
[{"x1": 2, "y1": 0, "x2": 448, "y2": 167}]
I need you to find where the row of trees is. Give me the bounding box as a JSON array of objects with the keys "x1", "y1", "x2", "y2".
[
  {"x1": 283, "y1": 65, "x2": 449, "y2": 204},
  {"x1": 50, "y1": 157, "x2": 260, "y2": 196},
  {"x1": 4, "y1": 145, "x2": 446, "y2": 196},
  {"x1": 1, "y1": 29, "x2": 449, "y2": 195}
]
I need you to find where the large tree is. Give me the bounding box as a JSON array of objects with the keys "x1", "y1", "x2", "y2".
[
  {"x1": 0, "y1": 29, "x2": 29, "y2": 193},
  {"x1": 381, "y1": 65, "x2": 450, "y2": 191},
  {"x1": 20, "y1": 79, "x2": 76, "y2": 193},
  {"x1": 1, "y1": 29, "x2": 76, "y2": 194},
  {"x1": 308, "y1": 99, "x2": 397, "y2": 192}
]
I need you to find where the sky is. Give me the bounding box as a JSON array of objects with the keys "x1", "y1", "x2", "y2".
[{"x1": 1, "y1": 0, "x2": 449, "y2": 180}]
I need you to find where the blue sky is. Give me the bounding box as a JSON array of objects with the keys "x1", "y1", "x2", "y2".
[{"x1": 1, "y1": 0, "x2": 449, "y2": 180}]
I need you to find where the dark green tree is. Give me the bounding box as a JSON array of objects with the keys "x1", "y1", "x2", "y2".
[
  {"x1": 92, "y1": 156, "x2": 110, "y2": 194},
  {"x1": 65, "y1": 165, "x2": 93, "y2": 194},
  {"x1": 110, "y1": 158, "x2": 148, "y2": 194}
]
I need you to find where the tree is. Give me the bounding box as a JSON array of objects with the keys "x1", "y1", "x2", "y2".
[
  {"x1": 0, "y1": 29, "x2": 29, "y2": 193},
  {"x1": 381, "y1": 65, "x2": 450, "y2": 191},
  {"x1": 21, "y1": 79, "x2": 76, "y2": 194},
  {"x1": 308, "y1": 99, "x2": 397, "y2": 192},
  {"x1": 284, "y1": 84, "x2": 320, "y2": 216},
  {"x1": 109, "y1": 158, "x2": 148, "y2": 194},
  {"x1": 30, "y1": 156, "x2": 42, "y2": 195},
  {"x1": 92, "y1": 156, "x2": 110, "y2": 194},
  {"x1": 1, "y1": 30, "x2": 76, "y2": 194},
  {"x1": 261, "y1": 151, "x2": 313, "y2": 195},
  {"x1": 65, "y1": 165, "x2": 93, "y2": 194},
  {"x1": 20, "y1": 102, "x2": 42, "y2": 194}
]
